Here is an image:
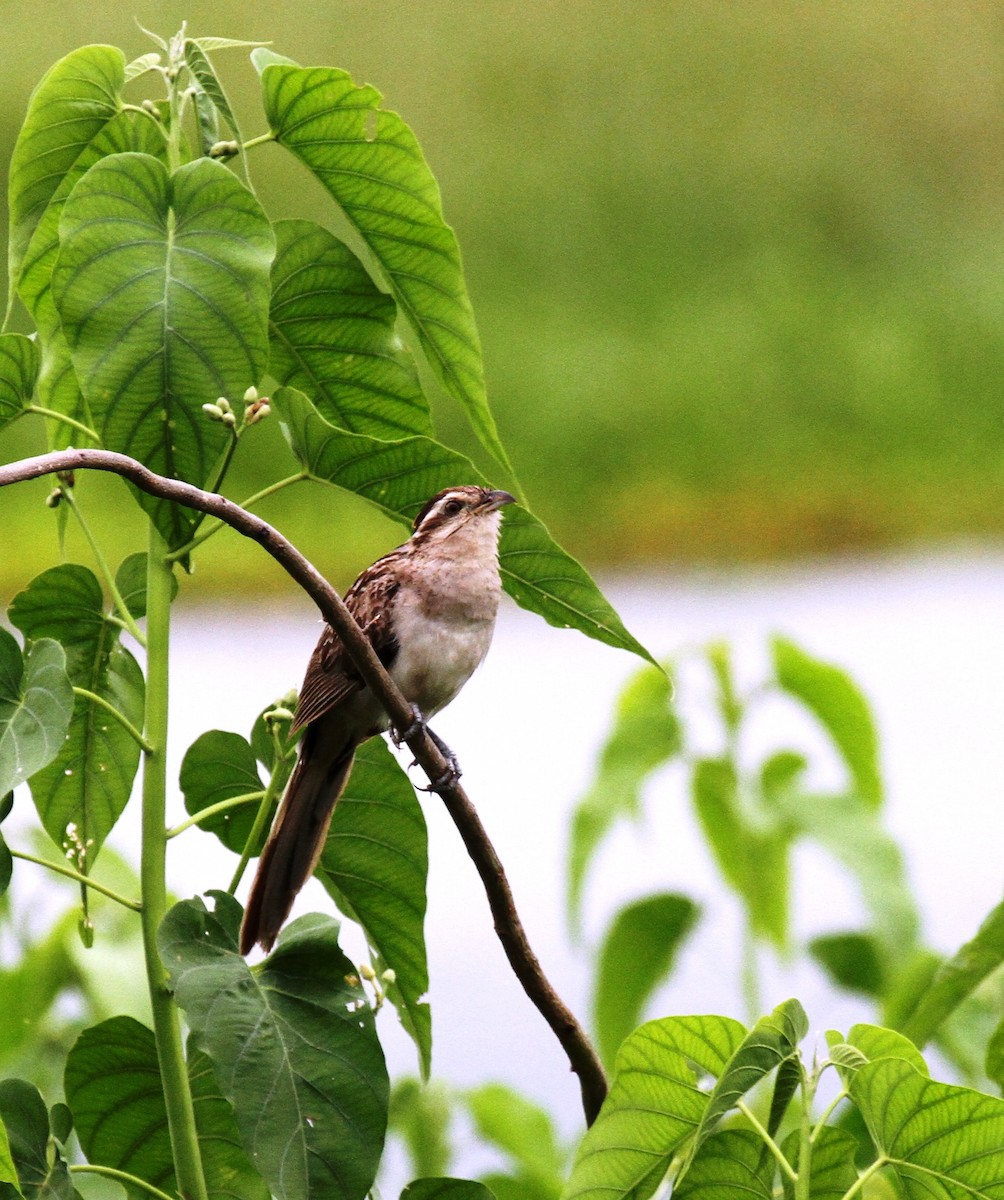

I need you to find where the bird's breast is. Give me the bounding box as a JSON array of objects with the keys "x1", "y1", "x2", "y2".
[{"x1": 388, "y1": 581, "x2": 499, "y2": 717}]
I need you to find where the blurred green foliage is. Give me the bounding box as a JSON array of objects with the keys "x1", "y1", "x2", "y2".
[{"x1": 3, "y1": 1, "x2": 1004, "y2": 593}]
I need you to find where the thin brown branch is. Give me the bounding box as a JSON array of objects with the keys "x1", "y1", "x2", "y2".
[{"x1": 0, "y1": 448, "x2": 608, "y2": 1124}]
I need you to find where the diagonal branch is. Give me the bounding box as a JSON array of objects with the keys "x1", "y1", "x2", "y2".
[{"x1": 0, "y1": 447, "x2": 608, "y2": 1124}]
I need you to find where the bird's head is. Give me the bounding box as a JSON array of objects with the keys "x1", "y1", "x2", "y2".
[{"x1": 411, "y1": 486, "x2": 515, "y2": 543}]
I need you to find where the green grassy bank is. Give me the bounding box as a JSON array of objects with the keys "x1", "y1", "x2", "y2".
[{"x1": 3, "y1": 2, "x2": 1004, "y2": 593}]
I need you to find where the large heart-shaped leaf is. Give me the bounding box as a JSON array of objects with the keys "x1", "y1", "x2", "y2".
[
  {"x1": 0, "y1": 334, "x2": 39, "y2": 433},
  {"x1": 254, "y1": 56, "x2": 511, "y2": 474},
  {"x1": 0, "y1": 629, "x2": 73, "y2": 798},
  {"x1": 269, "y1": 219, "x2": 431, "y2": 438},
  {"x1": 318, "y1": 739, "x2": 431, "y2": 1078},
  {"x1": 9, "y1": 565, "x2": 144, "y2": 861},
  {"x1": 7, "y1": 45, "x2": 124, "y2": 303},
  {"x1": 561, "y1": 1014, "x2": 746, "y2": 1200},
  {"x1": 273, "y1": 386, "x2": 654, "y2": 664},
  {"x1": 65, "y1": 1015, "x2": 269, "y2": 1200},
  {"x1": 159, "y1": 892, "x2": 388, "y2": 1200},
  {"x1": 51, "y1": 152, "x2": 274, "y2": 548},
  {"x1": 851, "y1": 1057, "x2": 1004, "y2": 1196}
]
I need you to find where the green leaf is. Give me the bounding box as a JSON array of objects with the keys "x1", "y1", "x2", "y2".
[
  {"x1": 0, "y1": 335, "x2": 39, "y2": 432},
  {"x1": 51, "y1": 153, "x2": 275, "y2": 549},
  {"x1": 809, "y1": 932, "x2": 885, "y2": 996},
  {"x1": 184, "y1": 40, "x2": 242, "y2": 141},
  {"x1": 65, "y1": 1015, "x2": 268, "y2": 1200},
  {"x1": 159, "y1": 892, "x2": 388, "y2": 1200},
  {"x1": 0, "y1": 1080, "x2": 78, "y2": 1199},
  {"x1": 255, "y1": 57, "x2": 512, "y2": 474},
  {"x1": 772, "y1": 636, "x2": 881, "y2": 808},
  {"x1": 567, "y1": 666, "x2": 680, "y2": 931},
  {"x1": 318, "y1": 739, "x2": 431, "y2": 1078},
  {"x1": 179, "y1": 730, "x2": 266, "y2": 855},
  {"x1": 46, "y1": 1108, "x2": 70, "y2": 1149},
  {"x1": 825, "y1": 1024, "x2": 928, "y2": 1086},
  {"x1": 465, "y1": 1084, "x2": 564, "y2": 1190},
  {"x1": 592, "y1": 892, "x2": 699, "y2": 1067},
  {"x1": 17, "y1": 100, "x2": 165, "y2": 449},
  {"x1": 767, "y1": 1056, "x2": 802, "y2": 1137},
  {"x1": 269, "y1": 219, "x2": 431, "y2": 437},
  {"x1": 706, "y1": 642, "x2": 743, "y2": 735},
  {"x1": 851, "y1": 1057, "x2": 1004, "y2": 1195},
  {"x1": 901, "y1": 894, "x2": 1004, "y2": 1049},
  {"x1": 987, "y1": 1016, "x2": 1004, "y2": 1093},
  {"x1": 0, "y1": 791, "x2": 12, "y2": 899},
  {"x1": 560, "y1": 1014, "x2": 746, "y2": 1200},
  {"x1": 9, "y1": 564, "x2": 144, "y2": 861},
  {"x1": 123, "y1": 52, "x2": 161, "y2": 82},
  {"x1": 114, "y1": 551, "x2": 179, "y2": 620},
  {"x1": 780, "y1": 1127, "x2": 858, "y2": 1200},
  {"x1": 773, "y1": 791, "x2": 918, "y2": 962},
  {"x1": 686, "y1": 999, "x2": 807, "y2": 1164},
  {"x1": 273, "y1": 386, "x2": 654, "y2": 665},
  {"x1": 692, "y1": 757, "x2": 790, "y2": 948},
  {"x1": 7, "y1": 45, "x2": 125, "y2": 302},
  {"x1": 0, "y1": 1117, "x2": 19, "y2": 1194},
  {"x1": 0, "y1": 910, "x2": 82, "y2": 1064},
  {"x1": 0, "y1": 629, "x2": 73, "y2": 798},
  {"x1": 402, "y1": 1183, "x2": 496, "y2": 1200},
  {"x1": 673, "y1": 1130, "x2": 774, "y2": 1200},
  {"x1": 390, "y1": 1078, "x2": 453, "y2": 1181}
]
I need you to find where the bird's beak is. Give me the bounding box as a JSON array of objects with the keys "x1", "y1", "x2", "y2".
[{"x1": 482, "y1": 489, "x2": 516, "y2": 512}]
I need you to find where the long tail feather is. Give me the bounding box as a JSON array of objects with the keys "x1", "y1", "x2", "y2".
[{"x1": 239, "y1": 726, "x2": 357, "y2": 954}]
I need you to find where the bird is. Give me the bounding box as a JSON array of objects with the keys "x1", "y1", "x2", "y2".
[{"x1": 239, "y1": 484, "x2": 516, "y2": 954}]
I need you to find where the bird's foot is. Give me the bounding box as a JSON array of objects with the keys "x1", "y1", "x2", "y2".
[{"x1": 392, "y1": 704, "x2": 426, "y2": 746}]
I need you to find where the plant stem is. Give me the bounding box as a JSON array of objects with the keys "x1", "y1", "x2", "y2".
[
  {"x1": 794, "y1": 1069, "x2": 813, "y2": 1200},
  {"x1": 9, "y1": 848, "x2": 142, "y2": 911},
  {"x1": 840, "y1": 1156, "x2": 886, "y2": 1200},
  {"x1": 740, "y1": 918, "x2": 761, "y2": 1024},
  {"x1": 140, "y1": 525, "x2": 208, "y2": 1200},
  {"x1": 737, "y1": 1100, "x2": 797, "y2": 1183},
  {"x1": 164, "y1": 471, "x2": 305, "y2": 563},
  {"x1": 73, "y1": 686, "x2": 153, "y2": 752},
  {"x1": 227, "y1": 770, "x2": 288, "y2": 893},
  {"x1": 70, "y1": 1163, "x2": 176, "y2": 1200},
  {"x1": 166, "y1": 789, "x2": 265, "y2": 838},
  {"x1": 26, "y1": 405, "x2": 101, "y2": 444},
  {"x1": 62, "y1": 488, "x2": 147, "y2": 646},
  {"x1": 811, "y1": 1087, "x2": 848, "y2": 1140},
  {"x1": 242, "y1": 131, "x2": 275, "y2": 150}
]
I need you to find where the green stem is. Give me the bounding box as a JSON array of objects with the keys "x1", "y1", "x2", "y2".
[
  {"x1": 242, "y1": 131, "x2": 275, "y2": 150},
  {"x1": 811, "y1": 1087, "x2": 848, "y2": 1141},
  {"x1": 140, "y1": 525, "x2": 209, "y2": 1200},
  {"x1": 737, "y1": 1100, "x2": 797, "y2": 1183},
  {"x1": 740, "y1": 918, "x2": 760, "y2": 1025},
  {"x1": 794, "y1": 1070, "x2": 813, "y2": 1200},
  {"x1": 70, "y1": 1163, "x2": 176, "y2": 1200},
  {"x1": 164, "y1": 471, "x2": 306, "y2": 563},
  {"x1": 62, "y1": 489, "x2": 147, "y2": 647},
  {"x1": 26, "y1": 405, "x2": 101, "y2": 444},
  {"x1": 166, "y1": 790, "x2": 265, "y2": 838},
  {"x1": 73, "y1": 686, "x2": 154, "y2": 753},
  {"x1": 840, "y1": 1156, "x2": 886, "y2": 1200},
  {"x1": 227, "y1": 762, "x2": 290, "y2": 894},
  {"x1": 10, "y1": 848, "x2": 142, "y2": 911}
]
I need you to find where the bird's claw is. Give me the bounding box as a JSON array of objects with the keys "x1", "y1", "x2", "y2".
[
  {"x1": 419, "y1": 758, "x2": 462, "y2": 795},
  {"x1": 392, "y1": 703, "x2": 426, "y2": 746}
]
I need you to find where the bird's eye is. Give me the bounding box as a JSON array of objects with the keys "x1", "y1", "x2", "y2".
[{"x1": 442, "y1": 499, "x2": 463, "y2": 516}]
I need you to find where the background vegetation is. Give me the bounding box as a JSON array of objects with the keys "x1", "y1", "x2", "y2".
[{"x1": 4, "y1": 0, "x2": 1004, "y2": 595}]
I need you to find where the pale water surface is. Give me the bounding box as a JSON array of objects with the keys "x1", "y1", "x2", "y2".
[{"x1": 9, "y1": 547, "x2": 1004, "y2": 1172}]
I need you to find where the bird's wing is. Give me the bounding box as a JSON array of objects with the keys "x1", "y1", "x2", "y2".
[{"x1": 290, "y1": 555, "x2": 402, "y2": 732}]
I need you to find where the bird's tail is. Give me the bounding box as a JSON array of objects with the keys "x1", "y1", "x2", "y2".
[{"x1": 239, "y1": 726, "x2": 356, "y2": 955}]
